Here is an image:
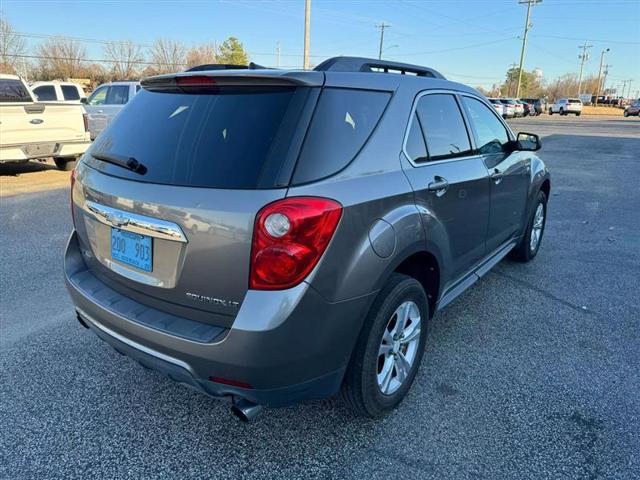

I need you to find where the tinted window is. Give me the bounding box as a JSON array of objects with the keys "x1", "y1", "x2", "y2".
[
  {"x1": 293, "y1": 88, "x2": 390, "y2": 184},
  {"x1": 86, "y1": 87, "x2": 314, "y2": 189},
  {"x1": 416, "y1": 94, "x2": 471, "y2": 160},
  {"x1": 87, "y1": 86, "x2": 107, "y2": 105},
  {"x1": 106, "y1": 85, "x2": 129, "y2": 105},
  {"x1": 461, "y1": 97, "x2": 510, "y2": 155},
  {"x1": 568, "y1": 99, "x2": 581, "y2": 104},
  {"x1": 61, "y1": 85, "x2": 80, "y2": 100},
  {"x1": 0, "y1": 79, "x2": 32, "y2": 102},
  {"x1": 405, "y1": 113, "x2": 428, "y2": 162},
  {"x1": 33, "y1": 85, "x2": 57, "y2": 101}
]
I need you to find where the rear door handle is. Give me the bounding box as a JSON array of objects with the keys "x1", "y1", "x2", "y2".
[{"x1": 427, "y1": 176, "x2": 449, "y2": 194}]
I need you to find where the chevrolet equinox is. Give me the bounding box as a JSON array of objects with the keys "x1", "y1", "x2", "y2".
[{"x1": 64, "y1": 57, "x2": 550, "y2": 421}]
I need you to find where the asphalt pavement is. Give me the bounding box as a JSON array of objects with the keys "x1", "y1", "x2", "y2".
[{"x1": 1, "y1": 115, "x2": 639, "y2": 479}]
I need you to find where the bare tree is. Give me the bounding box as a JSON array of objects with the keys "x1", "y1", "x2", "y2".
[
  {"x1": 0, "y1": 18, "x2": 27, "y2": 74},
  {"x1": 185, "y1": 43, "x2": 217, "y2": 69},
  {"x1": 104, "y1": 40, "x2": 144, "y2": 80},
  {"x1": 34, "y1": 37, "x2": 86, "y2": 80},
  {"x1": 148, "y1": 38, "x2": 186, "y2": 74}
]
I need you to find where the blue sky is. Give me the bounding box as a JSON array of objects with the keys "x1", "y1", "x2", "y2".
[{"x1": 4, "y1": 0, "x2": 640, "y2": 93}]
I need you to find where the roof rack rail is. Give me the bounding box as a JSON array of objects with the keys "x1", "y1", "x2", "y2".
[
  {"x1": 314, "y1": 56, "x2": 445, "y2": 80},
  {"x1": 186, "y1": 62, "x2": 271, "y2": 72}
]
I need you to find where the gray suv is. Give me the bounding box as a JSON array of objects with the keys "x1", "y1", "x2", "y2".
[{"x1": 64, "y1": 57, "x2": 550, "y2": 421}]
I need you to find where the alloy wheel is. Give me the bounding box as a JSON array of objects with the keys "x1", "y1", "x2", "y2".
[
  {"x1": 530, "y1": 202, "x2": 545, "y2": 252},
  {"x1": 377, "y1": 301, "x2": 421, "y2": 395}
]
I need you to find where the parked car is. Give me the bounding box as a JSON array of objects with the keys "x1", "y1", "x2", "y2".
[
  {"x1": 31, "y1": 81, "x2": 86, "y2": 103},
  {"x1": 498, "y1": 98, "x2": 516, "y2": 118},
  {"x1": 549, "y1": 98, "x2": 582, "y2": 116},
  {"x1": 624, "y1": 100, "x2": 640, "y2": 117},
  {"x1": 488, "y1": 98, "x2": 505, "y2": 117},
  {"x1": 64, "y1": 57, "x2": 550, "y2": 420},
  {"x1": 0, "y1": 74, "x2": 91, "y2": 170},
  {"x1": 521, "y1": 98, "x2": 545, "y2": 115},
  {"x1": 518, "y1": 100, "x2": 534, "y2": 117},
  {"x1": 83, "y1": 81, "x2": 140, "y2": 140}
]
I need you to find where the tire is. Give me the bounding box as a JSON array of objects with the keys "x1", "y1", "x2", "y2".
[
  {"x1": 549, "y1": 110, "x2": 553, "y2": 115},
  {"x1": 511, "y1": 190, "x2": 548, "y2": 262},
  {"x1": 341, "y1": 273, "x2": 429, "y2": 418},
  {"x1": 54, "y1": 157, "x2": 77, "y2": 171},
  {"x1": 576, "y1": 112, "x2": 581, "y2": 116},
  {"x1": 624, "y1": 110, "x2": 629, "y2": 117},
  {"x1": 559, "y1": 108, "x2": 565, "y2": 116}
]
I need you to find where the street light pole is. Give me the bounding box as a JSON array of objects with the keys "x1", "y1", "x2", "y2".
[
  {"x1": 515, "y1": 0, "x2": 542, "y2": 98},
  {"x1": 594, "y1": 48, "x2": 610, "y2": 106}
]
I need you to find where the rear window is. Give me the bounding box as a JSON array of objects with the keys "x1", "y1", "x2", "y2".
[
  {"x1": 0, "y1": 79, "x2": 32, "y2": 102},
  {"x1": 86, "y1": 87, "x2": 315, "y2": 189},
  {"x1": 33, "y1": 85, "x2": 57, "y2": 101},
  {"x1": 62, "y1": 85, "x2": 81, "y2": 100},
  {"x1": 568, "y1": 99, "x2": 582, "y2": 104},
  {"x1": 292, "y1": 88, "x2": 390, "y2": 184}
]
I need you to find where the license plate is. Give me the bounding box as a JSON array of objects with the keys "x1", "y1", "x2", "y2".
[
  {"x1": 25, "y1": 143, "x2": 56, "y2": 156},
  {"x1": 111, "y1": 229, "x2": 153, "y2": 272}
]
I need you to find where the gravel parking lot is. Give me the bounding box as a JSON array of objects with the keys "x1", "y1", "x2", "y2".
[{"x1": 1, "y1": 115, "x2": 639, "y2": 479}]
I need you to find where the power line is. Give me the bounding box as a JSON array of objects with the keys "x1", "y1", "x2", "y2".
[{"x1": 5, "y1": 53, "x2": 187, "y2": 67}]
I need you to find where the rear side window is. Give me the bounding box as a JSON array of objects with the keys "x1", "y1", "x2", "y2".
[
  {"x1": 87, "y1": 87, "x2": 314, "y2": 189},
  {"x1": 0, "y1": 79, "x2": 32, "y2": 102},
  {"x1": 33, "y1": 85, "x2": 57, "y2": 101},
  {"x1": 61, "y1": 85, "x2": 81, "y2": 100},
  {"x1": 106, "y1": 85, "x2": 129, "y2": 105},
  {"x1": 415, "y1": 94, "x2": 472, "y2": 161},
  {"x1": 292, "y1": 88, "x2": 390, "y2": 184}
]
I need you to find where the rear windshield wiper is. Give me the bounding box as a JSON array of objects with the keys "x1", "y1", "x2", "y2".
[{"x1": 91, "y1": 152, "x2": 147, "y2": 175}]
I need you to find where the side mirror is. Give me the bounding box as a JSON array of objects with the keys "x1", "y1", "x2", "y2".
[
  {"x1": 80, "y1": 97, "x2": 88, "y2": 104},
  {"x1": 516, "y1": 132, "x2": 541, "y2": 151}
]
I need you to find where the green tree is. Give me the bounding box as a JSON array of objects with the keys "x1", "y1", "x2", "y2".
[
  {"x1": 216, "y1": 37, "x2": 249, "y2": 65},
  {"x1": 502, "y1": 67, "x2": 542, "y2": 97}
]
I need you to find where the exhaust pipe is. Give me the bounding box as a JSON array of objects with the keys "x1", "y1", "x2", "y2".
[{"x1": 231, "y1": 398, "x2": 263, "y2": 422}]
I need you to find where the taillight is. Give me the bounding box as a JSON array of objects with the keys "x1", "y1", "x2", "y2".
[
  {"x1": 250, "y1": 197, "x2": 342, "y2": 290},
  {"x1": 82, "y1": 113, "x2": 89, "y2": 132},
  {"x1": 70, "y1": 168, "x2": 77, "y2": 229}
]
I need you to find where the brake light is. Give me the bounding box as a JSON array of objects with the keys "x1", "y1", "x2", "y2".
[
  {"x1": 82, "y1": 113, "x2": 89, "y2": 132},
  {"x1": 70, "y1": 168, "x2": 77, "y2": 229},
  {"x1": 176, "y1": 75, "x2": 216, "y2": 87},
  {"x1": 250, "y1": 197, "x2": 342, "y2": 290}
]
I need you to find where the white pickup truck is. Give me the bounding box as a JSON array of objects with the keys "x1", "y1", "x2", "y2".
[{"x1": 0, "y1": 74, "x2": 91, "y2": 171}]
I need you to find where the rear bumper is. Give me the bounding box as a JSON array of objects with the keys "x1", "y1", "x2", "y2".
[
  {"x1": 0, "y1": 140, "x2": 91, "y2": 162},
  {"x1": 64, "y1": 231, "x2": 374, "y2": 407}
]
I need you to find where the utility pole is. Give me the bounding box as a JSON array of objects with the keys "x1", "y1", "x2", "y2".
[
  {"x1": 601, "y1": 64, "x2": 611, "y2": 95},
  {"x1": 377, "y1": 22, "x2": 391, "y2": 60},
  {"x1": 276, "y1": 42, "x2": 281, "y2": 68},
  {"x1": 515, "y1": 0, "x2": 542, "y2": 98},
  {"x1": 626, "y1": 79, "x2": 633, "y2": 99},
  {"x1": 303, "y1": 0, "x2": 311, "y2": 70},
  {"x1": 576, "y1": 41, "x2": 592, "y2": 96},
  {"x1": 594, "y1": 48, "x2": 610, "y2": 106}
]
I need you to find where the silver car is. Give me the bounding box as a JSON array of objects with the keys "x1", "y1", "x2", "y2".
[
  {"x1": 65, "y1": 57, "x2": 550, "y2": 421},
  {"x1": 83, "y1": 81, "x2": 140, "y2": 139}
]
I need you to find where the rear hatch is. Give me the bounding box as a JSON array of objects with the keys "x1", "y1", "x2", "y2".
[{"x1": 72, "y1": 72, "x2": 322, "y2": 328}]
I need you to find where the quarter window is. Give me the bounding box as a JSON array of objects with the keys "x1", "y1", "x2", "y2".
[
  {"x1": 404, "y1": 113, "x2": 428, "y2": 162},
  {"x1": 461, "y1": 96, "x2": 509, "y2": 155},
  {"x1": 415, "y1": 94, "x2": 472, "y2": 161}
]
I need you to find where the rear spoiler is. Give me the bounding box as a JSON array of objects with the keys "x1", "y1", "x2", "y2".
[{"x1": 141, "y1": 70, "x2": 324, "y2": 91}]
